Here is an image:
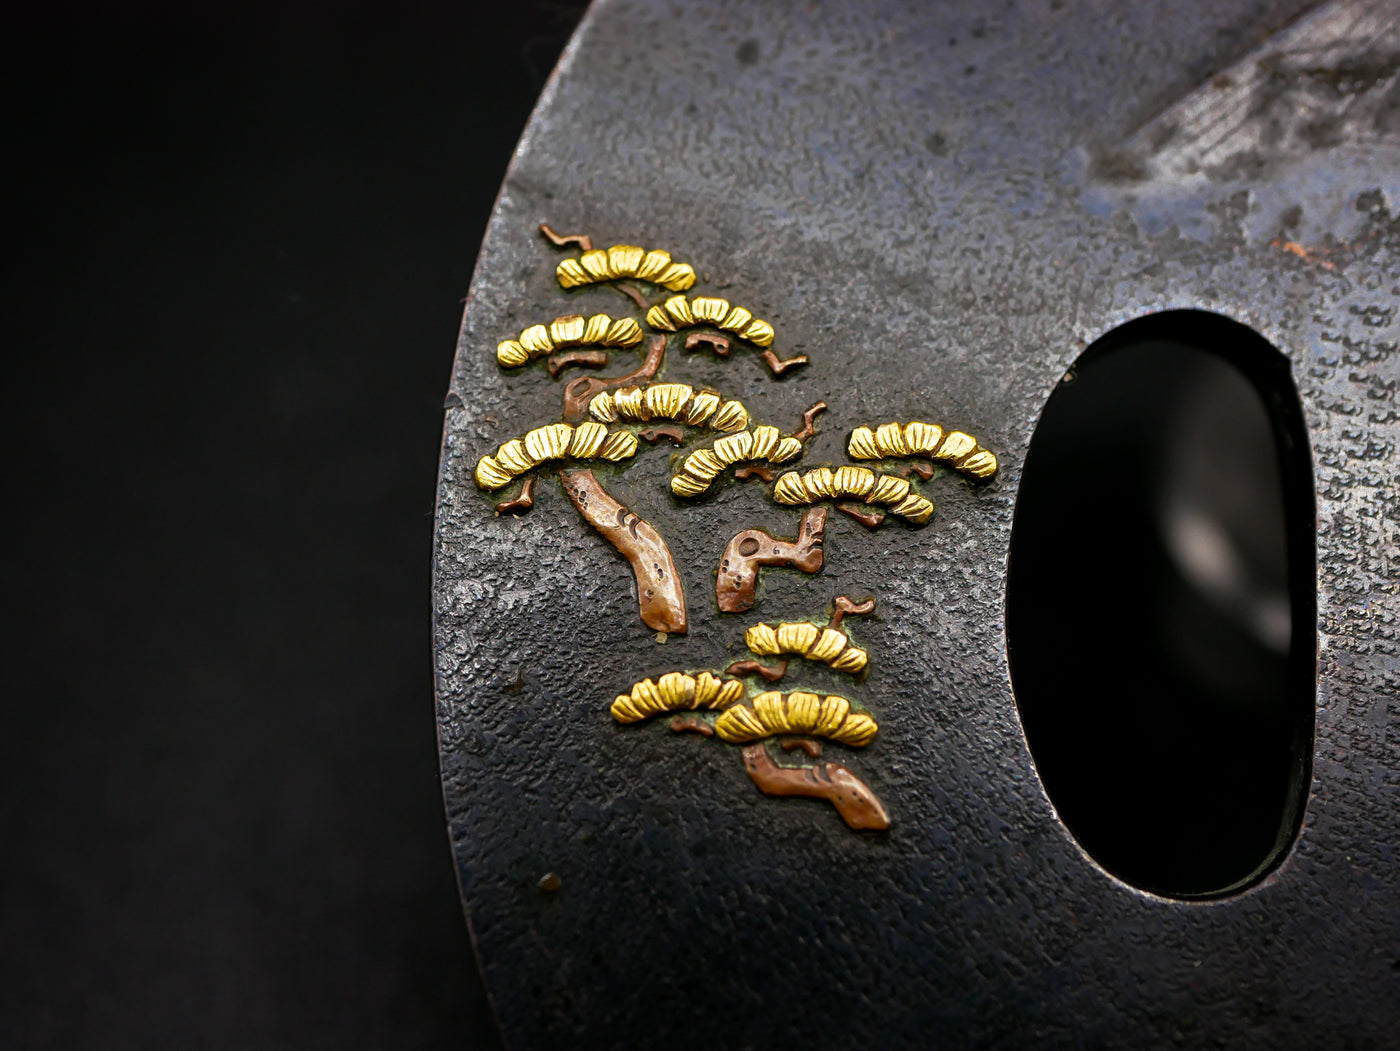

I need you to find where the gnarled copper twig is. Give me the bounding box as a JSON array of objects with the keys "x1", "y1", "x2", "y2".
[
  {"x1": 781, "y1": 737, "x2": 822, "y2": 758},
  {"x1": 761, "y1": 348, "x2": 808, "y2": 375},
  {"x1": 547, "y1": 349, "x2": 610, "y2": 378},
  {"x1": 562, "y1": 335, "x2": 666, "y2": 424},
  {"x1": 735, "y1": 465, "x2": 776, "y2": 483},
  {"x1": 741, "y1": 743, "x2": 889, "y2": 831},
  {"x1": 558, "y1": 467, "x2": 686, "y2": 634},
  {"x1": 716, "y1": 507, "x2": 826, "y2": 614},
  {"x1": 725, "y1": 658, "x2": 789, "y2": 683},
  {"x1": 836, "y1": 502, "x2": 886, "y2": 529},
  {"x1": 892, "y1": 461, "x2": 936, "y2": 481},
  {"x1": 829, "y1": 595, "x2": 876, "y2": 630},
  {"x1": 640, "y1": 424, "x2": 685, "y2": 446},
  {"x1": 669, "y1": 715, "x2": 714, "y2": 736},
  {"x1": 613, "y1": 281, "x2": 651, "y2": 310},
  {"x1": 539, "y1": 223, "x2": 591, "y2": 251},
  {"x1": 686, "y1": 331, "x2": 731, "y2": 357},
  {"x1": 791, "y1": 401, "x2": 827, "y2": 442},
  {"x1": 495, "y1": 477, "x2": 535, "y2": 516}
]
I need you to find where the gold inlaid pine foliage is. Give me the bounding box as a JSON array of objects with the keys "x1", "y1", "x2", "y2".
[
  {"x1": 589, "y1": 384, "x2": 750, "y2": 432},
  {"x1": 497, "y1": 313, "x2": 643, "y2": 367},
  {"x1": 645, "y1": 295, "x2": 776, "y2": 347},
  {"x1": 745, "y1": 621, "x2": 869, "y2": 673}
]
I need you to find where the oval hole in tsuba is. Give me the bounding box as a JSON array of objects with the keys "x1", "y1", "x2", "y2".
[{"x1": 1006, "y1": 310, "x2": 1315, "y2": 898}]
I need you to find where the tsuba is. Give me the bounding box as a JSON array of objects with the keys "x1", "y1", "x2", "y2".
[{"x1": 434, "y1": 1, "x2": 1400, "y2": 1046}]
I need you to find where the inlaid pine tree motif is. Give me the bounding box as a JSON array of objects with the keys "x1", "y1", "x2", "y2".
[{"x1": 473, "y1": 225, "x2": 998, "y2": 830}]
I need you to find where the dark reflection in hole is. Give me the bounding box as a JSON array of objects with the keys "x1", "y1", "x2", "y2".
[{"x1": 1006, "y1": 311, "x2": 1315, "y2": 898}]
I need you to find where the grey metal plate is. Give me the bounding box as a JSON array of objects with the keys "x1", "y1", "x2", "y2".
[{"x1": 434, "y1": 1, "x2": 1400, "y2": 1045}]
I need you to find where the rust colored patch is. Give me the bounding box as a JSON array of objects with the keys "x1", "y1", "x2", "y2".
[
  {"x1": 791, "y1": 401, "x2": 827, "y2": 442},
  {"x1": 836, "y1": 502, "x2": 886, "y2": 529},
  {"x1": 495, "y1": 477, "x2": 536, "y2": 516},
  {"x1": 538, "y1": 223, "x2": 592, "y2": 251},
  {"x1": 640, "y1": 424, "x2": 685, "y2": 445},
  {"x1": 725, "y1": 658, "x2": 789, "y2": 682},
  {"x1": 685, "y1": 331, "x2": 731, "y2": 357},
  {"x1": 740, "y1": 742, "x2": 889, "y2": 831},
  {"x1": 1271, "y1": 238, "x2": 1337, "y2": 271},
  {"x1": 716, "y1": 506, "x2": 827, "y2": 613},
  {"x1": 547, "y1": 349, "x2": 610, "y2": 377},
  {"x1": 780, "y1": 736, "x2": 822, "y2": 758},
  {"x1": 669, "y1": 714, "x2": 715, "y2": 736},
  {"x1": 559, "y1": 467, "x2": 687, "y2": 634}
]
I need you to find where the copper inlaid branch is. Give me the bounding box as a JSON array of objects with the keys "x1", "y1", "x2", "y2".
[
  {"x1": 792, "y1": 401, "x2": 827, "y2": 443},
  {"x1": 740, "y1": 743, "x2": 889, "y2": 831},
  {"x1": 559, "y1": 467, "x2": 687, "y2": 634},
  {"x1": 716, "y1": 507, "x2": 826, "y2": 614},
  {"x1": 613, "y1": 281, "x2": 651, "y2": 311},
  {"x1": 539, "y1": 223, "x2": 592, "y2": 251},
  {"x1": 781, "y1": 737, "x2": 822, "y2": 758},
  {"x1": 548, "y1": 349, "x2": 610, "y2": 377},
  {"x1": 640, "y1": 424, "x2": 685, "y2": 446},
  {"x1": 735, "y1": 465, "x2": 776, "y2": 483},
  {"x1": 669, "y1": 715, "x2": 714, "y2": 736},
  {"x1": 725, "y1": 658, "x2": 789, "y2": 682},
  {"x1": 760, "y1": 349, "x2": 809, "y2": 375},
  {"x1": 562, "y1": 335, "x2": 666, "y2": 423},
  {"x1": 837, "y1": 502, "x2": 886, "y2": 529},
  {"x1": 829, "y1": 595, "x2": 876, "y2": 630},
  {"x1": 891, "y1": 461, "x2": 936, "y2": 481},
  {"x1": 685, "y1": 331, "x2": 731, "y2": 357},
  {"x1": 495, "y1": 477, "x2": 536, "y2": 516}
]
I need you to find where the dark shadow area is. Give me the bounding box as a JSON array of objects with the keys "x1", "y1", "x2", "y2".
[
  {"x1": 2, "y1": 2, "x2": 586, "y2": 1047},
  {"x1": 1006, "y1": 310, "x2": 1315, "y2": 898}
]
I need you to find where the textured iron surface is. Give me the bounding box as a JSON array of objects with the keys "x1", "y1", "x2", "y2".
[{"x1": 434, "y1": 1, "x2": 1400, "y2": 1046}]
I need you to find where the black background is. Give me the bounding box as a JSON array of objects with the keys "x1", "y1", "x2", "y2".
[{"x1": 5, "y1": 3, "x2": 584, "y2": 1046}]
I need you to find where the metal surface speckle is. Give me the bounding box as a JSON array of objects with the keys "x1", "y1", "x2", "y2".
[{"x1": 434, "y1": 1, "x2": 1400, "y2": 1045}]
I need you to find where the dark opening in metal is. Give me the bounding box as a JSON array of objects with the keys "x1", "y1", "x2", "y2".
[{"x1": 1006, "y1": 310, "x2": 1315, "y2": 898}]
